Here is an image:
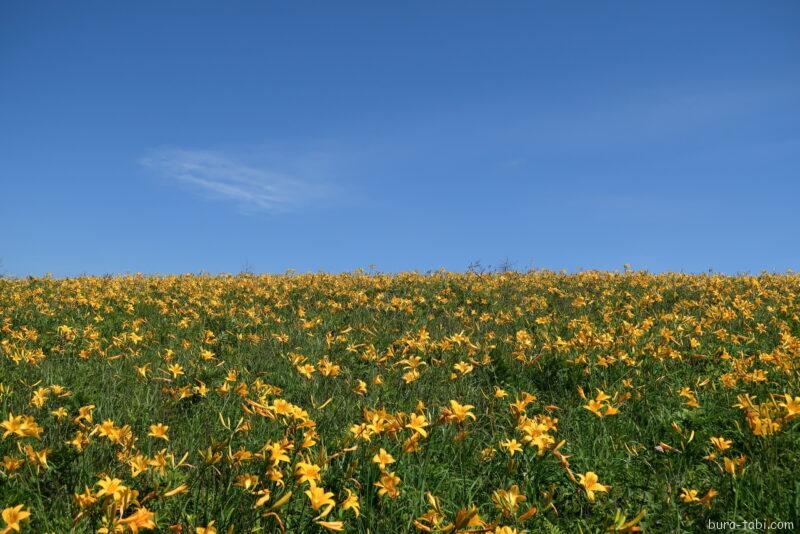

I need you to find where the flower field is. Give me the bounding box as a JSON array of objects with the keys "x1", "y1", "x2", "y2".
[{"x1": 1, "y1": 271, "x2": 799, "y2": 533}]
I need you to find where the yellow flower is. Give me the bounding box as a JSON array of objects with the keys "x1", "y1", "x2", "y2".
[
  {"x1": 235, "y1": 474, "x2": 259, "y2": 490},
  {"x1": 167, "y1": 364, "x2": 184, "y2": 378},
  {"x1": 304, "y1": 480, "x2": 335, "y2": 516},
  {"x1": 404, "y1": 433, "x2": 423, "y2": 453},
  {"x1": 699, "y1": 488, "x2": 718, "y2": 508},
  {"x1": 500, "y1": 438, "x2": 523, "y2": 456},
  {"x1": 372, "y1": 448, "x2": 396, "y2": 470},
  {"x1": 118, "y1": 507, "x2": 156, "y2": 533},
  {"x1": 1, "y1": 414, "x2": 43, "y2": 440},
  {"x1": 253, "y1": 488, "x2": 272, "y2": 508},
  {"x1": 196, "y1": 521, "x2": 217, "y2": 534},
  {"x1": 593, "y1": 389, "x2": 610, "y2": 403},
  {"x1": 453, "y1": 361, "x2": 474, "y2": 375},
  {"x1": 296, "y1": 364, "x2": 315, "y2": 379},
  {"x1": 403, "y1": 369, "x2": 420, "y2": 384},
  {"x1": 444, "y1": 400, "x2": 476, "y2": 424},
  {"x1": 1, "y1": 504, "x2": 31, "y2": 533},
  {"x1": 678, "y1": 387, "x2": 700, "y2": 408},
  {"x1": 163, "y1": 484, "x2": 189, "y2": 497},
  {"x1": 723, "y1": 455, "x2": 746, "y2": 477},
  {"x1": 315, "y1": 520, "x2": 345, "y2": 531},
  {"x1": 583, "y1": 399, "x2": 604, "y2": 417},
  {"x1": 295, "y1": 461, "x2": 322, "y2": 484},
  {"x1": 680, "y1": 488, "x2": 699, "y2": 503},
  {"x1": 374, "y1": 470, "x2": 401, "y2": 499},
  {"x1": 268, "y1": 467, "x2": 284, "y2": 486},
  {"x1": 19, "y1": 444, "x2": 49, "y2": 470},
  {"x1": 148, "y1": 423, "x2": 169, "y2": 441},
  {"x1": 577, "y1": 471, "x2": 609, "y2": 502},
  {"x1": 492, "y1": 485, "x2": 526, "y2": 516},
  {"x1": 74, "y1": 486, "x2": 97, "y2": 508},
  {"x1": 264, "y1": 441, "x2": 291, "y2": 465},
  {"x1": 779, "y1": 394, "x2": 800, "y2": 418},
  {"x1": 135, "y1": 364, "x2": 150, "y2": 379},
  {"x1": 96, "y1": 476, "x2": 126, "y2": 501},
  {"x1": 341, "y1": 489, "x2": 360, "y2": 517},
  {"x1": 50, "y1": 407, "x2": 69, "y2": 419},
  {"x1": 681, "y1": 488, "x2": 717, "y2": 508},
  {"x1": 710, "y1": 436, "x2": 732, "y2": 451},
  {"x1": 2, "y1": 456, "x2": 24, "y2": 473},
  {"x1": 405, "y1": 414, "x2": 429, "y2": 437}
]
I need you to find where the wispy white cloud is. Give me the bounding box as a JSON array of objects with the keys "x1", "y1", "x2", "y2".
[{"x1": 140, "y1": 147, "x2": 331, "y2": 213}]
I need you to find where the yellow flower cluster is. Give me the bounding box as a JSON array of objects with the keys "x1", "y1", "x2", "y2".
[{"x1": 0, "y1": 271, "x2": 798, "y2": 532}]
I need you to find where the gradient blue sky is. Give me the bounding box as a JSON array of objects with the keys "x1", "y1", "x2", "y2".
[{"x1": 2, "y1": 1, "x2": 799, "y2": 276}]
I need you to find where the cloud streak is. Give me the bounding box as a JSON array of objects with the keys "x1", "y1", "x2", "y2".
[{"x1": 141, "y1": 147, "x2": 329, "y2": 213}]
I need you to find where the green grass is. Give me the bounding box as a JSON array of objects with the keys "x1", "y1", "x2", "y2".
[{"x1": 1, "y1": 271, "x2": 799, "y2": 533}]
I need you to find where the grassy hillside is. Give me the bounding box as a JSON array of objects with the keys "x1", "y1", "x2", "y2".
[{"x1": 1, "y1": 272, "x2": 798, "y2": 533}]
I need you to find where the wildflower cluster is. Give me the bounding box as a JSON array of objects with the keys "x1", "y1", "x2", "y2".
[{"x1": 0, "y1": 271, "x2": 798, "y2": 531}]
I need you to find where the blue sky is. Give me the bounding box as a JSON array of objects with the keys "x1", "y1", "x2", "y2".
[{"x1": 1, "y1": 1, "x2": 798, "y2": 276}]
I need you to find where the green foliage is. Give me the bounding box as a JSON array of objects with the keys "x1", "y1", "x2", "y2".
[{"x1": 0, "y1": 271, "x2": 799, "y2": 532}]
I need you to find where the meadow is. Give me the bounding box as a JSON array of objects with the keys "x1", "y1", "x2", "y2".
[{"x1": 0, "y1": 271, "x2": 798, "y2": 533}]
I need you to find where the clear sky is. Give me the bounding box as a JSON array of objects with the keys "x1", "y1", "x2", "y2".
[{"x1": 1, "y1": 1, "x2": 798, "y2": 277}]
